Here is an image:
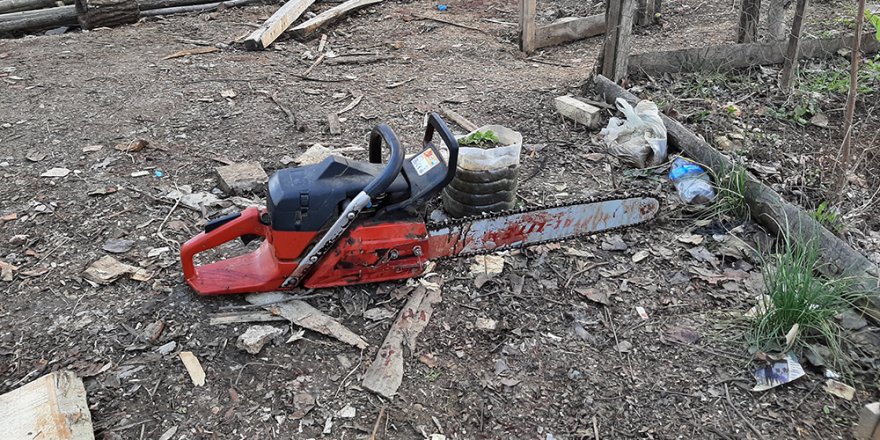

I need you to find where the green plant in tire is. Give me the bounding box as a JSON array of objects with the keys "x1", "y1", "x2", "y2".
[{"x1": 459, "y1": 130, "x2": 501, "y2": 147}]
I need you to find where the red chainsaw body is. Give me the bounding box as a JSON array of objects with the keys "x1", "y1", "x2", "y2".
[{"x1": 180, "y1": 206, "x2": 431, "y2": 295}]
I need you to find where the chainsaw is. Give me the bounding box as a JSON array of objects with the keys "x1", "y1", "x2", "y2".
[{"x1": 180, "y1": 113, "x2": 660, "y2": 295}]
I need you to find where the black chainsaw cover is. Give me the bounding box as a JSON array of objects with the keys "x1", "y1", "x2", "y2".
[{"x1": 268, "y1": 156, "x2": 409, "y2": 232}]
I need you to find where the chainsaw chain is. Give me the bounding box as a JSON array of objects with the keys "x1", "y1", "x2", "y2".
[{"x1": 425, "y1": 191, "x2": 658, "y2": 261}]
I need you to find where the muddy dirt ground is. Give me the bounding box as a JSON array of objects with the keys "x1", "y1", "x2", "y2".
[{"x1": 1, "y1": 0, "x2": 879, "y2": 439}]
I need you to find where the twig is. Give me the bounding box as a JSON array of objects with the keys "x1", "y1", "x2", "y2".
[
  {"x1": 724, "y1": 383, "x2": 766, "y2": 440},
  {"x1": 564, "y1": 261, "x2": 610, "y2": 288},
  {"x1": 525, "y1": 57, "x2": 574, "y2": 68},
  {"x1": 368, "y1": 406, "x2": 386, "y2": 440},
  {"x1": 337, "y1": 94, "x2": 363, "y2": 115},
  {"x1": 592, "y1": 415, "x2": 599, "y2": 440},
  {"x1": 303, "y1": 53, "x2": 326, "y2": 77},
  {"x1": 268, "y1": 91, "x2": 296, "y2": 126},
  {"x1": 294, "y1": 74, "x2": 353, "y2": 82},
  {"x1": 413, "y1": 14, "x2": 488, "y2": 33},
  {"x1": 386, "y1": 77, "x2": 416, "y2": 89},
  {"x1": 334, "y1": 354, "x2": 362, "y2": 397},
  {"x1": 156, "y1": 194, "x2": 181, "y2": 249}
]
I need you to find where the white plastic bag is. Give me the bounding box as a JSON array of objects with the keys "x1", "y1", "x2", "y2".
[{"x1": 599, "y1": 98, "x2": 668, "y2": 168}]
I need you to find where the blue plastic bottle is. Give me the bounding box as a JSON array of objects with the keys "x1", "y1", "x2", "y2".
[{"x1": 668, "y1": 157, "x2": 715, "y2": 204}]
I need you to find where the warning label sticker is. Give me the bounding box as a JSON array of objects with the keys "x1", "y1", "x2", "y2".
[{"x1": 411, "y1": 148, "x2": 441, "y2": 176}]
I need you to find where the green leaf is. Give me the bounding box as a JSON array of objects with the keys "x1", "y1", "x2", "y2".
[{"x1": 868, "y1": 11, "x2": 880, "y2": 42}]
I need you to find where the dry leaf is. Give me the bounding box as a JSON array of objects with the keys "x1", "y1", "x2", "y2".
[
  {"x1": 823, "y1": 379, "x2": 854, "y2": 400},
  {"x1": 0, "y1": 261, "x2": 17, "y2": 281},
  {"x1": 163, "y1": 46, "x2": 219, "y2": 60},
  {"x1": 115, "y1": 139, "x2": 148, "y2": 152},
  {"x1": 632, "y1": 250, "x2": 650, "y2": 263},
  {"x1": 574, "y1": 287, "x2": 610, "y2": 305},
  {"x1": 676, "y1": 232, "x2": 704, "y2": 245}
]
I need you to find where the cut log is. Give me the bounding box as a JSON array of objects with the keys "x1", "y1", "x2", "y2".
[
  {"x1": 243, "y1": 0, "x2": 314, "y2": 50},
  {"x1": 593, "y1": 74, "x2": 880, "y2": 318},
  {"x1": 0, "y1": 0, "x2": 71, "y2": 14},
  {"x1": 555, "y1": 95, "x2": 601, "y2": 129},
  {"x1": 0, "y1": 371, "x2": 95, "y2": 440},
  {"x1": 140, "y1": 0, "x2": 258, "y2": 16},
  {"x1": 0, "y1": 5, "x2": 75, "y2": 31},
  {"x1": 291, "y1": 0, "x2": 381, "y2": 37},
  {"x1": 534, "y1": 14, "x2": 604, "y2": 50},
  {"x1": 75, "y1": 0, "x2": 139, "y2": 30},
  {"x1": 519, "y1": 0, "x2": 536, "y2": 53},
  {"x1": 628, "y1": 34, "x2": 880, "y2": 74}
]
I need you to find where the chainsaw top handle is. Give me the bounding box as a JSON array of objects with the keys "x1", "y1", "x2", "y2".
[
  {"x1": 423, "y1": 112, "x2": 459, "y2": 189},
  {"x1": 366, "y1": 123, "x2": 405, "y2": 198}
]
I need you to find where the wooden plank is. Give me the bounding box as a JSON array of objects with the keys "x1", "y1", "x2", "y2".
[
  {"x1": 555, "y1": 95, "x2": 601, "y2": 129},
  {"x1": 518, "y1": 0, "x2": 536, "y2": 54},
  {"x1": 291, "y1": 0, "x2": 382, "y2": 37},
  {"x1": 737, "y1": 0, "x2": 761, "y2": 43},
  {"x1": 628, "y1": 34, "x2": 880, "y2": 74},
  {"x1": 243, "y1": 0, "x2": 315, "y2": 50},
  {"x1": 0, "y1": 371, "x2": 95, "y2": 440},
  {"x1": 595, "y1": 74, "x2": 880, "y2": 319},
  {"x1": 534, "y1": 15, "x2": 605, "y2": 50},
  {"x1": 779, "y1": 0, "x2": 809, "y2": 89}
]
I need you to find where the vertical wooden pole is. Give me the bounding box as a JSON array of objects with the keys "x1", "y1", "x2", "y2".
[
  {"x1": 519, "y1": 0, "x2": 536, "y2": 54},
  {"x1": 766, "y1": 0, "x2": 786, "y2": 40},
  {"x1": 636, "y1": 0, "x2": 660, "y2": 26},
  {"x1": 737, "y1": 0, "x2": 761, "y2": 43},
  {"x1": 600, "y1": 0, "x2": 636, "y2": 82},
  {"x1": 836, "y1": 0, "x2": 867, "y2": 192},
  {"x1": 779, "y1": 0, "x2": 808, "y2": 89}
]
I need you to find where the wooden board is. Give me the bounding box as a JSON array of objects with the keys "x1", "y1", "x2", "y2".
[
  {"x1": 534, "y1": 15, "x2": 604, "y2": 50},
  {"x1": 628, "y1": 34, "x2": 880, "y2": 74},
  {"x1": 518, "y1": 0, "x2": 536, "y2": 53},
  {"x1": 291, "y1": 0, "x2": 381, "y2": 37},
  {"x1": 243, "y1": 0, "x2": 314, "y2": 50},
  {"x1": 0, "y1": 371, "x2": 95, "y2": 440}
]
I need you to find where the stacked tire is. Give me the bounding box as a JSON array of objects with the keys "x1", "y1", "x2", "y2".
[{"x1": 442, "y1": 125, "x2": 522, "y2": 218}]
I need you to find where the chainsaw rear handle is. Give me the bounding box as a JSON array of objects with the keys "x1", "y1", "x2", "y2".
[
  {"x1": 180, "y1": 206, "x2": 270, "y2": 283},
  {"x1": 423, "y1": 112, "x2": 459, "y2": 189},
  {"x1": 366, "y1": 123, "x2": 405, "y2": 198}
]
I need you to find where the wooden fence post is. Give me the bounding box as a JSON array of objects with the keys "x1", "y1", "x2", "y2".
[
  {"x1": 600, "y1": 0, "x2": 636, "y2": 82},
  {"x1": 519, "y1": 0, "x2": 536, "y2": 54},
  {"x1": 780, "y1": 0, "x2": 809, "y2": 89},
  {"x1": 737, "y1": 0, "x2": 761, "y2": 43}
]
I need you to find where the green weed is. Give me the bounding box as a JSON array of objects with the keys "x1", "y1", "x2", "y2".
[
  {"x1": 810, "y1": 201, "x2": 844, "y2": 234},
  {"x1": 707, "y1": 166, "x2": 751, "y2": 219},
  {"x1": 459, "y1": 130, "x2": 500, "y2": 147}
]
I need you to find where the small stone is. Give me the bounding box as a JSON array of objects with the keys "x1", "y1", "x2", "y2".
[
  {"x1": 336, "y1": 405, "x2": 356, "y2": 418},
  {"x1": 236, "y1": 325, "x2": 284, "y2": 354},
  {"x1": 216, "y1": 162, "x2": 268, "y2": 195},
  {"x1": 9, "y1": 234, "x2": 27, "y2": 246},
  {"x1": 41, "y1": 167, "x2": 70, "y2": 178},
  {"x1": 838, "y1": 309, "x2": 867, "y2": 330},
  {"x1": 601, "y1": 235, "x2": 627, "y2": 251},
  {"x1": 614, "y1": 340, "x2": 633, "y2": 353},
  {"x1": 714, "y1": 135, "x2": 733, "y2": 151},
  {"x1": 102, "y1": 238, "x2": 135, "y2": 254},
  {"x1": 475, "y1": 317, "x2": 498, "y2": 330},
  {"x1": 157, "y1": 341, "x2": 177, "y2": 355}
]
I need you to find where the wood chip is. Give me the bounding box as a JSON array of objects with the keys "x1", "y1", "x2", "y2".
[
  {"x1": 0, "y1": 371, "x2": 94, "y2": 440},
  {"x1": 115, "y1": 139, "x2": 148, "y2": 152},
  {"x1": 179, "y1": 351, "x2": 206, "y2": 386},
  {"x1": 246, "y1": 294, "x2": 368, "y2": 349}
]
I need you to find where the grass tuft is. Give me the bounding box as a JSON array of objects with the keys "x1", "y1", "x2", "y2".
[{"x1": 748, "y1": 238, "x2": 860, "y2": 371}]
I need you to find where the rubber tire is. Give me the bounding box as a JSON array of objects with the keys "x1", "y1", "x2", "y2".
[
  {"x1": 443, "y1": 185, "x2": 516, "y2": 206},
  {"x1": 449, "y1": 176, "x2": 517, "y2": 194},
  {"x1": 441, "y1": 190, "x2": 515, "y2": 218},
  {"x1": 454, "y1": 166, "x2": 518, "y2": 183}
]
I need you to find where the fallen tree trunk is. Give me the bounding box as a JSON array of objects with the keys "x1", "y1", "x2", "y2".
[
  {"x1": 534, "y1": 14, "x2": 605, "y2": 50},
  {"x1": 0, "y1": 4, "x2": 75, "y2": 30},
  {"x1": 0, "y1": 0, "x2": 71, "y2": 14},
  {"x1": 593, "y1": 74, "x2": 880, "y2": 317},
  {"x1": 629, "y1": 34, "x2": 880, "y2": 74},
  {"x1": 0, "y1": 0, "x2": 255, "y2": 32},
  {"x1": 75, "y1": 0, "x2": 139, "y2": 29}
]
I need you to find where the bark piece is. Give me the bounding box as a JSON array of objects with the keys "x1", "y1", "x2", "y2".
[
  {"x1": 535, "y1": 15, "x2": 604, "y2": 50},
  {"x1": 362, "y1": 280, "x2": 442, "y2": 398},
  {"x1": 243, "y1": 0, "x2": 315, "y2": 50},
  {"x1": 246, "y1": 294, "x2": 369, "y2": 349},
  {"x1": 291, "y1": 0, "x2": 382, "y2": 37}
]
